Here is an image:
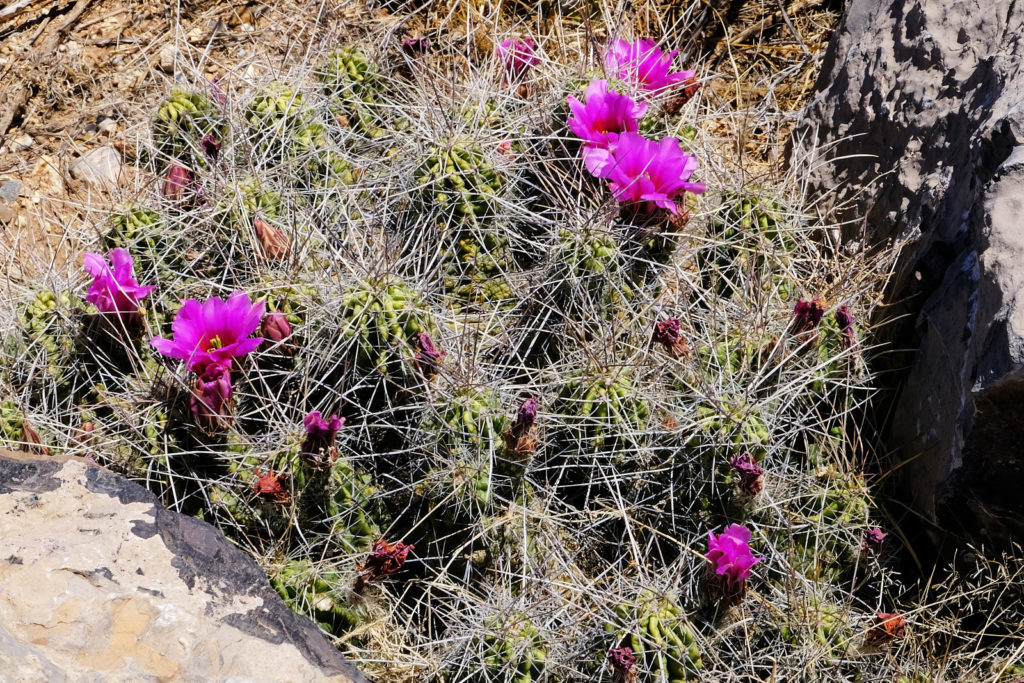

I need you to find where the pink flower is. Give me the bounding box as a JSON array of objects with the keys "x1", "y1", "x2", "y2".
[
  {"x1": 834, "y1": 305, "x2": 856, "y2": 348},
  {"x1": 83, "y1": 248, "x2": 156, "y2": 317},
  {"x1": 301, "y1": 410, "x2": 344, "y2": 469},
  {"x1": 567, "y1": 80, "x2": 648, "y2": 174},
  {"x1": 604, "y1": 38, "x2": 696, "y2": 93},
  {"x1": 190, "y1": 363, "x2": 233, "y2": 431},
  {"x1": 497, "y1": 38, "x2": 539, "y2": 78},
  {"x1": 707, "y1": 524, "x2": 760, "y2": 586},
  {"x1": 792, "y1": 298, "x2": 825, "y2": 334},
  {"x1": 729, "y1": 453, "x2": 764, "y2": 496},
  {"x1": 597, "y1": 132, "x2": 706, "y2": 214},
  {"x1": 150, "y1": 291, "x2": 265, "y2": 373},
  {"x1": 863, "y1": 527, "x2": 887, "y2": 552}
]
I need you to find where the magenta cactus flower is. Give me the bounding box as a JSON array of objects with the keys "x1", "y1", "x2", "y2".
[
  {"x1": 596, "y1": 132, "x2": 706, "y2": 214},
  {"x1": 82, "y1": 248, "x2": 155, "y2": 318},
  {"x1": 150, "y1": 291, "x2": 265, "y2": 373},
  {"x1": 604, "y1": 38, "x2": 696, "y2": 93},
  {"x1": 792, "y1": 298, "x2": 825, "y2": 335},
  {"x1": 190, "y1": 364, "x2": 233, "y2": 431},
  {"x1": 567, "y1": 80, "x2": 647, "y2": 174},
  {"x1": 496, "y1": 38, "x2": 539, "y2": 78},
  {"x1": 707, "y1": 524, "x2": 761, "y2": 587},
  {"x1": 729, "y1": 453, "x2": 764, "y2": 496},
  {"x1": 863, "y1": 527, "x2": 888, "y2": 552},
  {"x1": 301, "y1": 410, "x2": 345, "y2": 468},
  {"x1": 834, "y1": 305, "x2": 856, "y2": 348}
]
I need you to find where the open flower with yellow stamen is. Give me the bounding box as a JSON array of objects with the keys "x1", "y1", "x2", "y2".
[{"x1": 151, "y1": 291, "x2": 265, "y2": 373}]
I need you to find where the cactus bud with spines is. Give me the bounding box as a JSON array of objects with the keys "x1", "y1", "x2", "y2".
[{"x1": 603, "y1": 589, "x2": 703, "y2": 681}]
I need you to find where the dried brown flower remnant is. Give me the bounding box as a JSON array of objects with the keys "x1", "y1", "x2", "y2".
[
  {"x1": 413, "y1": 332, "x2": 444, "y2": 377},
  {"x1": 607, "y1": 646, "x2": 636, "y2": 683},
  {"x1": 359, "y1": 539, "x2": 414, "y2": 582},
  {"x1": 729, "y1": 453, "x2": 764, "y2": 496},
  {"x1": 652, "y1": 318, "x2": 691, "y2": 359},
  {"x1": 866, "y1": 612, "x2": 906, "y2": 645},
  {"x1": 503, "y1": 396, "x2": 539, "y2": 456}
]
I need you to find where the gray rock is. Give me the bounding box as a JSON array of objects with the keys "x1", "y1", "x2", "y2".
[
  {"x1": 796, "y1": 0, "x2": 1024, "y2": 542},
  {"x1": 0, "y1": 180, "x2": 22, "y2": 202},
  {"x1": 0, "y1": 451, "x2": 368, "y2": 682},
  {"x1": 70, "y1": 146, "x2": 121, "y2": 188}
]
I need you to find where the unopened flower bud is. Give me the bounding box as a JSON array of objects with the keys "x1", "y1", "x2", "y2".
[
  {"x1": 254, "y1": 216, "x2": 290, "y2": 261},
  {"x1": 261, "y1": 312, "x2": 292, "y2": 345},
  {"x1": 191, "y1": 364, "x2": 233, "y2": 432},
  {"x1": 163, "y1": 164, "x2": 192, "y2": 202}
]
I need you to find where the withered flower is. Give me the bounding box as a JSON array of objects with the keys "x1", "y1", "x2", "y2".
[{"x1": 503, "y1": 396, "x2": 539, "y2": 456}]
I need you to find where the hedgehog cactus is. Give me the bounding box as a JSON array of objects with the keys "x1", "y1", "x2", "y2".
[
  {"x1": 479, "y1": 612, "x2": 546, "y2": 683},
  {"x1": 152, "y1": 87, "x2": 224, "y2": 161},
  {"x1": 338, "y1": 278, "x2": 434, "y2": 378},
  {"x1": 690, "y1": 396, "x2": 770, "y2": 462},
  {"x1": 604, "y1": 590, "x2": 702, "y2": 681},
  {"x1": 271, "y1": 559, "x2": 372, "y2": 636},
  {"x1": 0, "y1": 399, "x2": 24, "y2": 442},
  {"x1": 557, "y1": 368, "x2": 651, "y2": 453},
  {"x1": 701, "y1": 191, "x2": 797, "y2": 298},
  {"x1": 417, "y1": 138, "x2": 504, "y2": 221},
  {"x1": 18, "y1": 291, "x2": 77, "y2": 378},
  {"x1": 786, "y1": 472, "x2": 873, "y2": 582},
  {"x1": 432, "y1": 387, "x2": 508, "y2": 456},
  {"x1": 318, "y1": 47, "x2": 385, "y2": 139},
  {"x1": 442, "y1": 230, "x2": 515, "y2": 307}
]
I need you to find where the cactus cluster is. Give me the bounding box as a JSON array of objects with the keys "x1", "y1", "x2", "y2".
[
  {"x1": 0, "y1": 21, "x2": 931, "y2": 683},
  {"x1": 478, "y1": 613, "x2": 546, "y2": 683},
  {"x1": 604, "y1": 590, "x2": 703, "y2": 682}
]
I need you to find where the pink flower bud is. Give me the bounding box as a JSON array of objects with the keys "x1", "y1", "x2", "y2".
[
  {"x1": 260, "y1": 312, "x2": 292, "y2": 345},
  {"x1": 163, "y1": 164, "x2": 192, "y2": 202},
  {"x1": 301, "y1": 410, "x2": 344, "y2": 469},
  {"x1": 191, "y1": 364, "x2": 233, "y2": 431}
]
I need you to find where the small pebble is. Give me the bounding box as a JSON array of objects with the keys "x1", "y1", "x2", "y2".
[
  {"x1": 10, "y1": 134, "x2": 33, "y2": 151},
  {"x1": 0, "y1": 180, "x2": 23, "y2": 202}
]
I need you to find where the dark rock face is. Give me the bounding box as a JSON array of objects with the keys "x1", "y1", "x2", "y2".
[
  {"x1": 797, "y1": 0, "x2": 1024, "y2": 543},
  {"x1": 0, "y1": 451, "x2": 370, "y2": 682}
]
